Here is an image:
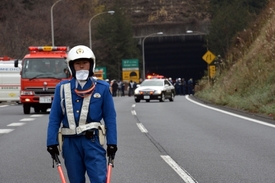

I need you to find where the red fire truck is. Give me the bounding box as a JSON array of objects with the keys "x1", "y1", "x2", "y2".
[{"x1": 14, "y1": 46, "x2": 70, "y2": 114}]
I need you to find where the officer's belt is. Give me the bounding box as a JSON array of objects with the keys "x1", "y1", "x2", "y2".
[{"x1": 61, "y1": 122, "x2": 101, "y2": 135}]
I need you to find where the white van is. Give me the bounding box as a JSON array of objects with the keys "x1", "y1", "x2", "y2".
[{"x1": 0, "y1": 60, "x2": 21, "y2": 103}]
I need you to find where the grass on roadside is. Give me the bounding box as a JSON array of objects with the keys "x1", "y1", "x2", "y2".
[{"x1": 195, "y1": 3, "x2": 275, "y2": 118}]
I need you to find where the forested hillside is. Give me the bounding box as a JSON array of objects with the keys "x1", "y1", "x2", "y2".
[
  {"x1": 0, "y1": 0, "x2": 211, "y2": 79},
  {"x1": 0, "y1": 0, "x2": 209, "y2": 58},
  {"x1": 1, "y1": 0, "x2": 273, "y2": 117},
  {"x1": 196, "y1": 0, "x2": 275, "y2": 118}
]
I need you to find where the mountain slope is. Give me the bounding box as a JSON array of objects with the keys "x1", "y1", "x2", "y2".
[{"x1": 195, "y1": 1, "x2": 275, "y2": 118}]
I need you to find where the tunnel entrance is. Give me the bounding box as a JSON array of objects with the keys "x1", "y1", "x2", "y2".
[{"x1": 142, "y1": 34, "x2": 208, "y2": 83}]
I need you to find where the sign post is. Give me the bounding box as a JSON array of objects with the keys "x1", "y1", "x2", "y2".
[
  {"x1": 95, "y1": 66, "x2": 107, "y2": 80},
  {"x1": 122, "y1": 59, "x2": 139, "y2": 83},
  {"x1": 202, "y1": 50, "x2": 216, "y2": 79},
  {"x1": 209, "y1": 65, "x2": 216, "y2": 79}
]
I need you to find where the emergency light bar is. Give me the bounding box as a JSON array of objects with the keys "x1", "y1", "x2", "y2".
[
  {"x1": 0, "y1": 56, "x2": 13, "y2": 61},
  {"x1": 147, "y1": 74, "x2": 164, "y2": 79},
  {"x1": 28, "y1": 46, "x2": 68, "y2": 52}
]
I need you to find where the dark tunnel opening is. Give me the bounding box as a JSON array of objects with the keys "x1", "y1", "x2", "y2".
[{"x1": 143, "y1": 34, "x2": 208, "y2": 83}]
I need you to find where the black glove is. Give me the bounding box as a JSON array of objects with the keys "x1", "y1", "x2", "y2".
[
  {"x1": 107, "y1": 145, "x2": 117, "y2": 159},
  {"x1": 47, "y1": 145, "x2": 59, "y2": 159}
]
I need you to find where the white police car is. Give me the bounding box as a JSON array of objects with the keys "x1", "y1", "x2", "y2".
[{"x1": 134, "y1": 79, "x2": 175, "y2": 103}]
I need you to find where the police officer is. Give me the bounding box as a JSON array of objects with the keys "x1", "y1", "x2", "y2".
[
  {"x1": 188, "y1": 78, "x2": 194, "y2": 95},
  {"x1": 46, "y1": 45, "x2": 117, "y2": 183}
]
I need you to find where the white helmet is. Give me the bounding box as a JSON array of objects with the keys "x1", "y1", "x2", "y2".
[{"x1": 66, "y1": 45, "x2": 96, "y2": 77}]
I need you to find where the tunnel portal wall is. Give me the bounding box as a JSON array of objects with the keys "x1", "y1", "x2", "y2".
[{"x1": 142, "y1": 34, "x2": 208, "y2": 83}]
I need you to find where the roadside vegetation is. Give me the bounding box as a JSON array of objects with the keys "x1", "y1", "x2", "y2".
[
  {"x1": 195, "y1": 0, "x2": 275, "y2": 118},
  {"x1": 1, "y1": 0, "x2": 274, "y2": 116}
]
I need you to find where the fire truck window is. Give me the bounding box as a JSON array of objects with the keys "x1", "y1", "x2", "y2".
[
  {"x1": 55, "y1": 61, "x2": 64, "y2": 73},
  {"x1": 22, "y1": 59, "x2": 70, "y2": 78}
]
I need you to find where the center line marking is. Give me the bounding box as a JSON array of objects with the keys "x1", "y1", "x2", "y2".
[
  {"x1": 161, "y1": 155, "x2": 197, "y2": 183},
  {"x1": 136, "y1": 123, "x2": 148, "y2": 133}
]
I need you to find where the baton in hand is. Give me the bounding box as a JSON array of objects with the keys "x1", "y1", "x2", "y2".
[
  {"x1": 106, "y1": 156, "x2": 114, "y2": 183},
  {"x1": 54, "y1": 154, "x2": 67, "y2": 183}
]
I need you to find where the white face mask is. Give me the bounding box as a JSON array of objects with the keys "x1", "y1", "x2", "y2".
[{"x1": 75, "y1": 70, "x2": 89, "y2": 80}]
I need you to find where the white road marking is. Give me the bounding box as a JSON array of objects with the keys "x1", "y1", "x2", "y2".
[
  {"x1": 0, "y1": 129, "x2": 14, "y2": 133},
  {"x1": 185, "y1": 96, "x2": 275, "y2": 128},
  {"x1": 136, "y1": 123, "x2": 148, "y2": 133},
  {"x1": 161, "y1": 155, "x2": 197, "y2": 183},
  {"x1": 132, "y1": 103, "x2": 197, "y2": 182},
  {"x1": 20, "y1": 118, "x2": 35, "y2": 121},
  {"x1": 131, "y1": 110, "x2": 137, "y2": 115},
  {"x1": 0, "y1": 105, "x2": 8, "y2": 108},
  {"x1": 7, "y1": 123, "x2": 25, "y2": 126},
  {"x1": 30, "y1": 114, "x2": 44, "y2": 117},
  {"x1": 131, "y1": 104, "x2": 137, "y2": 115}
]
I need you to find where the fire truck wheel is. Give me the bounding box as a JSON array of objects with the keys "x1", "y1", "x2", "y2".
[
  {"x1": 23, "y1": 104, "x2": 31, "y2": 114},
  {"x1": 34, "y1": 107, "x2": 40, "y2": 113}
]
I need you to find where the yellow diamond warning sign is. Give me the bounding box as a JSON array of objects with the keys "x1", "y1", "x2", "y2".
[{"x1": 202, "y1": 50, "x2": 216, "y2": 64}]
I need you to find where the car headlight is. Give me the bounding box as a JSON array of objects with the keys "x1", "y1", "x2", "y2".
[
  {"x1": 134, "y1": 90, "x2": 139, "y2": 94},
  {"x1": 21, "y1": 90, "x2": 34, "y2": 95},
  {"x1": 154, "y1": 90, "x2": 161, "y2": 94}
]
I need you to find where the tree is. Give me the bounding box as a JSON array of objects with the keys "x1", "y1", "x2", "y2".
[
  {"x1": 207, "y1": 0, "x2": 268, "y2": 57},
  {"x1": 94, "y1": 6, "x2": 140, "y2": 80}
]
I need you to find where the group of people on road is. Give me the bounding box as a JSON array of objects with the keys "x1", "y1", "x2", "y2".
[
  {"x1": 108, "y1": 79, "x2": 125, "y2": 97},
  {"x1": 106, "y1": 77, "x2": 193, "y2": 97},
  {"x1": 169, "y1": 77, "x2": 194, "y2": 95},
  {"x1": 106, "y1": 79, "x2": 137, "y2": 97}
]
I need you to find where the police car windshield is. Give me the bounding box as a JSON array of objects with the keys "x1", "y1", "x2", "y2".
[
  {"x1": 21, "y1": 58, "x2": 70, "y2": 79},
  {"x1": 140, "y1": 80, "x2": 163, "y2": 86}
]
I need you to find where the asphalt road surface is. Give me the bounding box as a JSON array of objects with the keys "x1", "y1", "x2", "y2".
[{"x1": 0, "y1": 95, "x2": 275, "y2": 183}]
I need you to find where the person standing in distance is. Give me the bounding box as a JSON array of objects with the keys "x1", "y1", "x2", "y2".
[
  {"x1": 188, "y1": 78, "x2": 194, "y2": 95},
  {"x1": 46, "y1": 45, "x2": 117, "y2": 183}
]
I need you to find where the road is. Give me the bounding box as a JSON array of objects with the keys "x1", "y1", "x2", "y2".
[{"x1": 1, "y1": 96, "x2": 275, "y2": 183}]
